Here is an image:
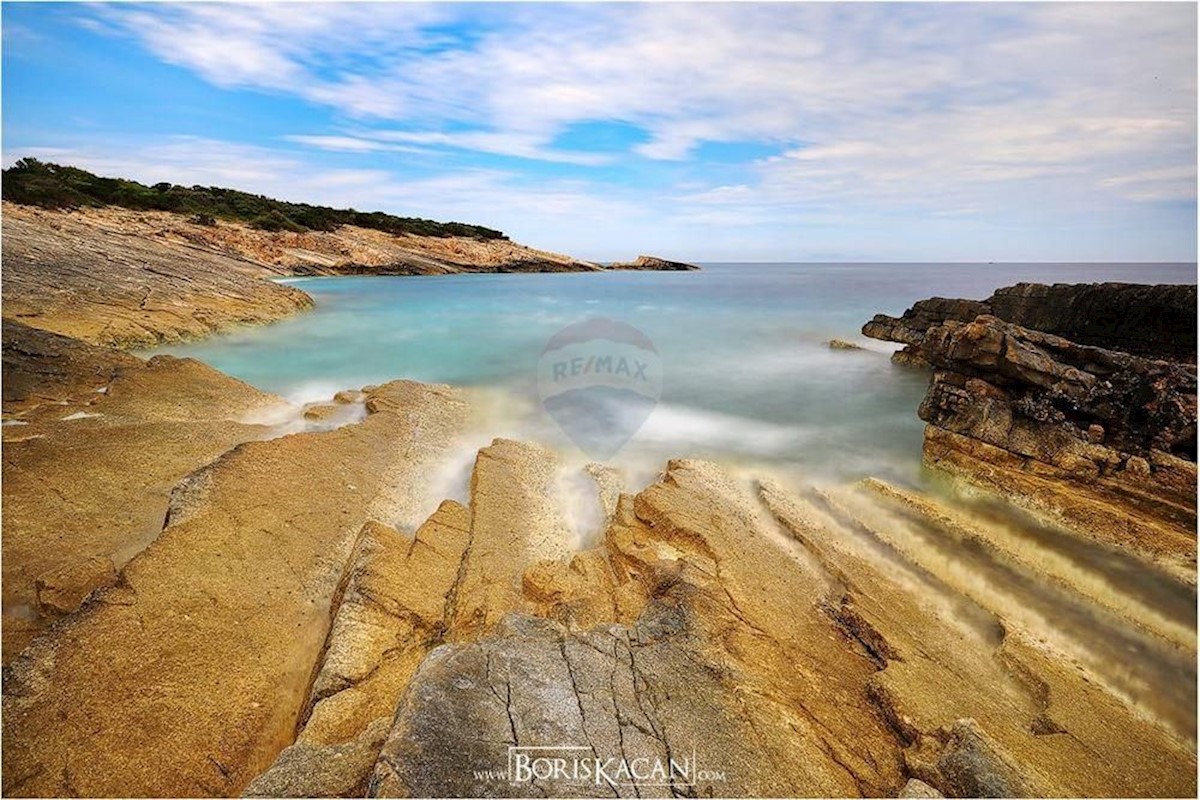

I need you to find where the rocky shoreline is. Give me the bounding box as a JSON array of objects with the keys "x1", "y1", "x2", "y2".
[
  {"x1": 0, "y1": 203, "x2": 696, "y2": 349},
  {"x1": 864, "y1": 282, "x2": 1197, "y2": 581},
  {"x1": 1, "y1": 238, "x2": 1195, "y2": 797}
]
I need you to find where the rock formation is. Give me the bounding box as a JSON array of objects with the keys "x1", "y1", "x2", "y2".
[
  {"x1": 864, "y1": 282, "x2": 1197, "y2": 365},
  {"x1": 1, "y1": 323, "x2": 1194, "y2": 797},
  {"x1": 2, "y1": 209, "x2": 314, "y2": 349},
  {"x1": 863, "y1": 282, "x2": 1197, "y2": 581},
  {"x1": 3, "y1": 202, "x2": 602, "y2": 279},
  {"x1": 608, "y1": 254, "x2": 701, "y2": 271}
]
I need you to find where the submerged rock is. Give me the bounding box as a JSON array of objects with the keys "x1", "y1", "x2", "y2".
[{"x1": 828, "y1": 338, "x2": 866, "y2": 351}]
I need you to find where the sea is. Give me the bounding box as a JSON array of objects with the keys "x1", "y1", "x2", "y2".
[
  {"x1": 151, "y1": 261, "x2": 1195, "y2": 484},
  {"x1": 148, "y1": 260, "x2": 1198, "y2": 740}
]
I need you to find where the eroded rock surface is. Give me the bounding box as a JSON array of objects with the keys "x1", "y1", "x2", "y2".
[
  {"x1": 3, "y1": 202, "x2": 601, "y2": 286},
  {"x1": 2, "y1": 321, "x2": 1194, "y2": 798},
  {"x1": 864, "y1": 282, "x2": 1196, "y2": 363},
  {"x1": 2, "y1": 209, "x2": 313, "y2": 348},
  {"x1": 2, "y1": 381, "x2": 468, "y2": 797},
  {"x1": 863, "y1": 283, "x2": 1197, "y2": 578},
  {"x1": 1, "y1": 320, "x2": 285, "y2": 658}
]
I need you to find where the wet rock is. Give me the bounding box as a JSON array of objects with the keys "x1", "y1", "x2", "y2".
[
  {"x1": 891, "y1": 345, "x2": 930, "y2": 368},
  {"x1": 910, "y1": 315, "x2": 1197, "y2": 568},
  {"x1": 333, "y1": 389, "x2": 364, "y2": 404},
  {"x1": 828, "y1": 338, "x2": 865, "y2": 351},
  {"x1": 1, "y1": 381, "x2": 469, "y2": 797},
  {"x1": 303, "y1": 403, "x2": 342, "y2": 421}
]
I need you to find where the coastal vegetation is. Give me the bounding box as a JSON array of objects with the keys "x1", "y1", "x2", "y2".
[{"x1": 1, "y1": 158, "x2": 507, "y2": 240}]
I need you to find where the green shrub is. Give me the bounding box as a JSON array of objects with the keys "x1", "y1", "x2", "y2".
[{"x1": 1, "y1": 158, "x2": 508, "y2": 241}]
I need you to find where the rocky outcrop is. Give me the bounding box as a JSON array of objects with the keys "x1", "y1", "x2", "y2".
[
  {"x1": 2, "y1": 209, "x2": 314, "y2": 349},
  {"x1": 2, "y1": 379, "x2": 469, "y2": 797},
  {"x1": 607, "y1": 254, "x2": 700, "y2": 271},
  {"x1": 864, "y1": 282, "x2": 1197, "y2": 577},
  {"x1": 2, "y1": 320, "x2": 1195, "y2": 797},
  {"x1": 1, "y1": 320, "x2": 288, "y2": 658},
  {"x1": 920, "y1": 317, "x2": 1197, "y2": 560},
  {"x1": 2, "y1": 202, "x2": 601, "y2": 284},
  {"x1": 863, "y1": 282, "x2": 1196, "y2": 363}
]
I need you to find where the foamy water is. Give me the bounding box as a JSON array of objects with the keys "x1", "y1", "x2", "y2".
[
  {"x1": 148, "y1": 261, "x2": 1197, "y2": 742},
  {"x1": 151, "y1": 261, "x2": 1193, "y2": 484}
]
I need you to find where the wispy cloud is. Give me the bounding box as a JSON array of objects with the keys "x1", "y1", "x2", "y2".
[{"x1": 7, "y1": 2, "x2": 1196, "y2": 260}]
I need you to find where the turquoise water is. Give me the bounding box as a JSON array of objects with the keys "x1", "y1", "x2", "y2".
[{"x1": 153, "y1": 262, "x2": 1195, "y2": 481}]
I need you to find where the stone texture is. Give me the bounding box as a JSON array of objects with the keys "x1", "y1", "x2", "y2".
[
  {"x1": 3, "y1": 202, "x2": 603, "y2": 286},
  {"x1": 863, "y1": 281, "x2": 1196, "y2": 363},
  {"x1": 911, "y1": 316, "x2": 1197, "y2": 574},
  {"x1": 447, "y1": 438, "x2": 574, "y2": 639},
  {"x1": 243, "y1": 718, "x2": 392, "y2": 798},
  {"x1": 1, "y1": 381, "x2": 468, "y2": 797},
  {"x1": 2, "y1": 208, "x2": 313, "y2": 349},
  {"x1": 2, "y1": 323, "x2": 285, "y2": 659},
  {"x1": 298, "y1": 503, "x2": 471, "y2": 748},
  {"x1": 759, "y1": 477, "x2": 1196, "y2": 798}
]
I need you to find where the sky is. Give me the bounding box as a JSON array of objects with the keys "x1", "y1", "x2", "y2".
[{"x1": 2, "y1": 2, "x2": 1196, "y2": 262}]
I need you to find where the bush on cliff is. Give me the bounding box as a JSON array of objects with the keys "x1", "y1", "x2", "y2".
[{"x1": 2, "y1": 158, "x2": 507, "y2": 241}]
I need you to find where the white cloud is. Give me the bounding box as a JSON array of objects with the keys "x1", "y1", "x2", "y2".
[
  {"x1": 13, "y1": 3, "x2": 1196, "y2": 260},
  {"x1": 91, "y1": 3, "x2": 1195, "y2": 200}
]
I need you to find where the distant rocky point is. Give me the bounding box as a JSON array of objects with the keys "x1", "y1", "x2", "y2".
[{"x1": 608, "y1": 254, "x2": 701, "y2": 271}]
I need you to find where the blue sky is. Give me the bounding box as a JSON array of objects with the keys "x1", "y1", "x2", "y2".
[{"x1": 3, "y1": 2, "x2": 1196, "y2": 262}]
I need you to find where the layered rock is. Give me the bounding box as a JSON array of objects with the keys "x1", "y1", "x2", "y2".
[
  {"x1": 917, "y1": 317, "x2": 1196, "y2": 574},
  {"x1": 864, "y1": 283, "x2": 1197, "y2": 577},
  {"x1": 607, "y1": 254, "x2": 701, "y2": 271},
  {"x1": 864, "y1": 282, "x2": 1197, "y2": 364},
  {"x1": 2, "y1": 209, "x2": 314, "y2": 349},
  {"x1": 2, "y1": 313, "x2": 1194, "y2": 797},
  {"x1": 1, "y1": 320, "x2": 287, "y2": 658},
  {"x1": 2, "y1": 202, "x2": 601, "y2": 285},
  {"x1": 2, "y1": 380, "x2": 469, "y2": 797}
]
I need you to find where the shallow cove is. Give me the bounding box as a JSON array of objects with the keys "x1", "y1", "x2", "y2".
[
  {"x1": 151, "y1": 261, "x2": 1194, "y2": 483},
  {"x1": 149, "y1": 260, "x2": 1198, "y2": 744}
]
